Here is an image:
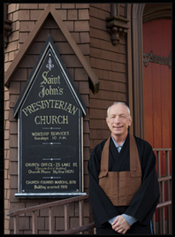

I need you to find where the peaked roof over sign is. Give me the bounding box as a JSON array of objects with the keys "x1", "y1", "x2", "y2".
[
  {"x1": 4, "y1": 4, "x2": 100, "y2": 94},
  {"x1": 14, "y1": 35, "x2": 86, "y2": 117}
]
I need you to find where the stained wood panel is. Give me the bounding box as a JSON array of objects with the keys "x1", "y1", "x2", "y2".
[
  {"x1": 143, "y1": 19, "x2": 171, "y2": 221},
  {"x1": 143, "y1": 18, "x2": 171, "y2": 150}
]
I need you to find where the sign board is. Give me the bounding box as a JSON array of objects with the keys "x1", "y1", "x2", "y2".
[{"x1": 14, "y1": 35, "x2": 86, "y2": 198}]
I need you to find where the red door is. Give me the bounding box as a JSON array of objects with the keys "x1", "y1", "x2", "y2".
[
  {"x1": 143, "y1": 19, "x2": 171, "y2": 221},
  {"x1": 143, "y1": 18, "x2": 171, "y2": 153}
]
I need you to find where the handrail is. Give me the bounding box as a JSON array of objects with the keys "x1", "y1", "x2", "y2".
[
  {"x1": 158, "y1": 175, "x2": 171, "y2": 182},
  {"x1": 7, "y1": 194, "x2": 88, "y2": 217},
  {"x1": 58, "y1": 222, "x2": 95, "y2": 235},
  {"x1": 152, "y1": 148, "x2": 172, "y2": 234},
  {"x1": 153, "y1": 148, "x2": 171, "y2": 151},
  {"x1": 156, "y1": 200, "x2": 171, "y2": 209},
  {"x1": 7, "y1": 194, "x2": 96, "y2": 234}
]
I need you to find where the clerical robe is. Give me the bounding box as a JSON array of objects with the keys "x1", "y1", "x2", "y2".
[{"x1": 88, "y1": 133, "x2": 160, "y2": 234}]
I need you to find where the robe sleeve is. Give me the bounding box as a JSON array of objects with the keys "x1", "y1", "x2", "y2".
[
  {"x1": 88, "y1": 142, "x2": 119, "y2": 227},
  {"x1": 124, "y1": 139, "x2": 160, "y2": 225}
]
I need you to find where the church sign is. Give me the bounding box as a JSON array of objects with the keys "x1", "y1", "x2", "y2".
[{"x1": 14, "y1": 35, "x2": 86, "y2": 198}]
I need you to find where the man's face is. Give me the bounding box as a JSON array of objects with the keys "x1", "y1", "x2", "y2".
[{"x1": 106, "y1": 104, "x2": 132, "y2": 138}]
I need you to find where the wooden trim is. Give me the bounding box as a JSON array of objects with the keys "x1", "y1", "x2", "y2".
[
  {"x1": 64, "y1": 203, "x2": 69, "y2": 230},
  {"x1": 126, "y1": 4, "x2": 133, "y2": 135},
  {"x1": 57, "y1": 222, "x2": 95, "y2": 234},
  {"x1": 13, "y1": 216, "x2": 19, "y2": 234},
  {"x1": 49, "y1": 207, "x2": 54, "y2": 234},
  {"x1": 8, "y1": 195, "x2": 93, "y2": 235},
  {"x1": 32, "y1": 211, "x2": 38, "y2": 234},
  {"x1": 79, "y1": 200, "x2": 84, "y2": 234},
  {"x1": 4, "y1": 4, "x2": 51, "y2": 87},
  {"x1": 143, "y1": 5, "x2": 171, "y2": 23},
  {"x1": 4, "y1": 3, "x2": 12, "y2": 48},
  {"x1": 111, "y1": 3, "x2": 117, "y2": 16},
  {"x1": 81, "y1": 117, "x2": 84, "y2": 192},
  {"x1": 7, "y1": 194, "x2": 89, "y2": 217},
  {"x1": 4, "y1": 4, "x2": 100, "y2": 94},
  {"x1": 106, "y1": 4, "x2": 129, "y2": 46},
  {"x1": 131, "y1": 4, "x2": 145, "y2": 139},
  {"x1": 157, "y1": 200, "x2": 172, "y2": 209},
  {"x1": 131, "y1": 3, "x2": 172, "y2": 139}
]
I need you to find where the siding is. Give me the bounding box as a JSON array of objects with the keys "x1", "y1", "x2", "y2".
[
  {"x1": 89, "y1": 3, "x2": 128, "y2": 149},
  {"x1": 4, "y1": 3, "x2": 129, "y2": 233},
  {"x1": 4, "y1": 3, "x2": 91, "y2": 234}
]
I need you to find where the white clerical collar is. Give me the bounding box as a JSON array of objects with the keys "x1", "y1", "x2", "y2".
[{"x1": 111, "y1": 134, "x2": 125, "y2": 150}]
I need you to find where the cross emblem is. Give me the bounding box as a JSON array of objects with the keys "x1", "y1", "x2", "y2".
[{"x1": 46, "y1": 57, "x2": 54, "y2": 71}]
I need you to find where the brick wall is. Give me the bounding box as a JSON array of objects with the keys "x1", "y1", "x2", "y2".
[
  {"x1": 89, "y1": 3, "x2": 128, "y2": 150},
  {"x1": 4, "y1": 3, "x2": 91, "y2": 234}
]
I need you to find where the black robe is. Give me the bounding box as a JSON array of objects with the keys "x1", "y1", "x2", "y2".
[{"x1": 88, "y1": 133, "x2": 160, "y2": 234}]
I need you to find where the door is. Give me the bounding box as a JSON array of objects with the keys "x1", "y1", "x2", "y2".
[
  {"x1": 143, "y1": 18, "x2": 171, "y2": 221},
  {"x1": 143, "y1": 18, "x2": 171, "y2": 172}
]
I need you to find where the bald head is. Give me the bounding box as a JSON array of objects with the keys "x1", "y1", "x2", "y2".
[
  {"x1": 106, "y1": 102, "x2": 132, "y2": 139},
  {"x1": 107, "y1": 102, "x2": 131, "y2": 120}
]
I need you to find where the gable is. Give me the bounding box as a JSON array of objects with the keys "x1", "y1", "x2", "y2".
[
  {"x1": 14, "y1": 35, "x2": 86, "y2": 117},
  {"x1": 4, "y1": 4, "x2": 99, "y2": 94}
]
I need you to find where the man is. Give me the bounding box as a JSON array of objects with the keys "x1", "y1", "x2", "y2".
[{"x1": 88, "y1": 102, "x2": 160, "y2": 234}]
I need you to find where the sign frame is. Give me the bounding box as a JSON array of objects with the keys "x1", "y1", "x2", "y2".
[{"x1": 14, "y1": 35, "x2": 86, "y2": 198}]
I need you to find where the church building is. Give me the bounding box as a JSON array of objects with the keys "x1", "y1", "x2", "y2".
[{"x1": 4, "y1": 3, "x2": 172, "y2": 234}]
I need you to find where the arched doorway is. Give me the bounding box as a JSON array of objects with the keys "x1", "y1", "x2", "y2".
[
  {"x1": 131, "y1": 3, "x2": 171, "y2": 142},
  {"x1": 142, "y1": 4, "x2": 172, "y2": 233},
  {"x1": 131, "y1": 3, "x2": 172, "y2": 233},
  {"x1": 142, "y1": 5, "x2": 171, "y2": 164}
]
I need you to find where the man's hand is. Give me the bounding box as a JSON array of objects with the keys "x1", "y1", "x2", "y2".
[{"x1": 111, "y1": 215, "x2": 130, "y2": 234}]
